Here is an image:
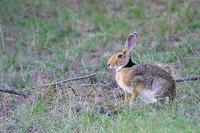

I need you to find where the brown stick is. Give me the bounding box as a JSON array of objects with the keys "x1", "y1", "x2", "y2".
[
  {"x1": 0, "y1": 73, "x2": 96, "y2": 97},
  {"x1": 32, "y1": 73, "x2": 96, "y2": 88},
  {"x1": 175, "y1": 75, "x2": 200, "y2": 82},
  {"x1": 0, "y1": 83, "x2": 27, "y2": 97}
]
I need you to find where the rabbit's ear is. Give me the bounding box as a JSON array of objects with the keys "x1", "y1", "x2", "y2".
[{"x1": 125, "y1": 32, "x2": 137, "y2": 51}]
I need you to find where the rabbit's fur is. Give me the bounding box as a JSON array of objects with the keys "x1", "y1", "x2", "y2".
[{"x1": 107, "y1": 32, "x2": 175, "y2": 107}]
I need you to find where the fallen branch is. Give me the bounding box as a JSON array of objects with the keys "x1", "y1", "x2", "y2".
[
  {"x1": 0, "y1": 73, "x2": 96, "y2": 97},
  {"x1": 0, "y1": 83, "x2": 27, "y2": 97},
  {"x1": 34, "y1": 73, "x2": 96, "y2": 88}
]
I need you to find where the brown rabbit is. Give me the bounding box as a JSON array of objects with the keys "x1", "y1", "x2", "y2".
[{"x1": 107, "y1": 32, "x2": 176, "y2": 107}]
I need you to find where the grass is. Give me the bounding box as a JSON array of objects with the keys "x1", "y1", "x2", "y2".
[{"x1": 0, "y1": 0, "x2": 200, "y2": 132}]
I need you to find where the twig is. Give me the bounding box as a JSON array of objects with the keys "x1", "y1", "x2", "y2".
[
  {"x1": 0, "y1": 83, "x2": 27, "y2": 97},
  {"x1": 0, "y1": 73, "x2": 96, "y2": 97},
  {"x1": 175, "y1": 75, "x2": 200, "y2": 82},
  {"x1": 32, "y1": 73, "x2": 96, "y2": 88}
]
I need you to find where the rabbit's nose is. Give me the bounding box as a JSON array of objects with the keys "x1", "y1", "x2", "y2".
[{"x1": 107, "y1": 63, "x2": 111, "y2": 67}]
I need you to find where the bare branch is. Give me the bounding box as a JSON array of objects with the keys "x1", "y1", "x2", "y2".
[
  {"x1": 0, "y1": 83, "x2": 27, "y2": 97},
  {"x1": 0, "y1": 73, "x2": 96, "y2": 97},
  {"x1": 32, "y1": 73, "x2": 96, "y2": 88},
  {"x1": 175, "y1": 75, "x2": 200, "y2": 82}
]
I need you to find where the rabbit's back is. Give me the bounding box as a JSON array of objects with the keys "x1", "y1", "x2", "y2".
[{"x1": 131, "y1": 64, "x2": 174, "y2": 83}]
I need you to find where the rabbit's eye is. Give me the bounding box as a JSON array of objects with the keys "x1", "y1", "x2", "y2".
[{"x1": 117, "y1": 53, "x2": 123, "y2": 58}]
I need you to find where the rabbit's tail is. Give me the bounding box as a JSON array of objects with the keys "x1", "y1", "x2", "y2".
[{"x1": 174, "y1": 75, "x2": 200, "y2": 82}]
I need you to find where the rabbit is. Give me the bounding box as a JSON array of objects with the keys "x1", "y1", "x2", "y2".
[{"x1": 107, "y1": 32, "x2": 176, "y2": 107}]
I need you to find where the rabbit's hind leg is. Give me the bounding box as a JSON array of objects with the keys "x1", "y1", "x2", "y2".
[{"x1": 152, "y1": 77, "x2": 171, "y2": 103}]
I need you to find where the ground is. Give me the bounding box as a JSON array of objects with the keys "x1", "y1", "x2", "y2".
[{"x1": 0, "y1": 0, "x2": 200, "y2": 132}]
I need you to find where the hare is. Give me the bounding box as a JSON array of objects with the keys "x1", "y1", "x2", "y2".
[{"x1": 107, "y1": 32, "x2": 176, "y2": 107}]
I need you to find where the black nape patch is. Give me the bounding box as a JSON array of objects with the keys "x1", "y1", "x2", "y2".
[{"x1": 123, "y1": 58, "x2": 136, "y2": 68}]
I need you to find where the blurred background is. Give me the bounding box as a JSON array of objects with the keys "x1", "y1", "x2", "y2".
[{"x1": 0, "y1": 0, "x2": 200, "y2": 132}]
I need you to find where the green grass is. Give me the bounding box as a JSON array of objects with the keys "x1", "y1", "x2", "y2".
[{"x1": 0, "y1": 0, "x2": 200, "y2": 132}]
